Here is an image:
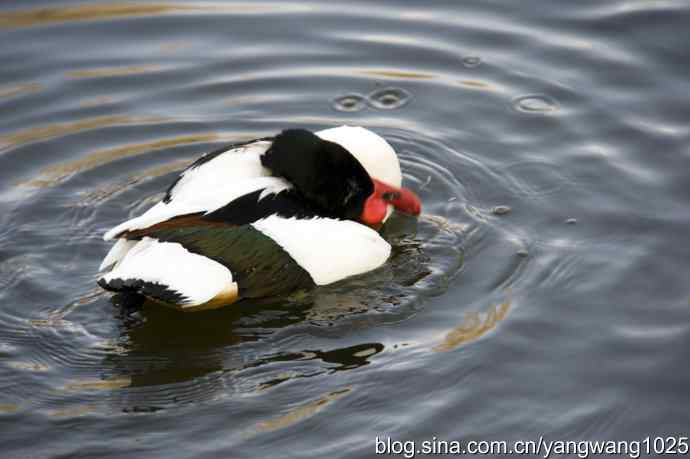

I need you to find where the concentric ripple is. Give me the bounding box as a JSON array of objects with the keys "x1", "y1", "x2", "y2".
[
  {"x1": 0, "y1": 0, "x2": 529, "y2": 426},
  {"x1": 367, "y1": 87, "x2": 412, "y2": 110},
  {"x1": 512, "y1": 94, "x2": 559, "y2": 113},
  {"x1": 461, "y1": 56, "x2": 482, "y2": 68},
  {"x1": 2, "y1": 0, "x2": 688, "y2": 456},
  {"x1": 332, "y1": 93, "x2": 367, "y2": 112}
]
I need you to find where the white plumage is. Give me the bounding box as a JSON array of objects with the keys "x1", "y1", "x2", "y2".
[
  {"x1": 99, "y1": 237, "x2": 137, "y2": 271},
  {"x1": 317, "y1": 126, "x2": 402, "y2": 188},
  {"x1": 251, "y1": 215, "x2": 391, "y2": 285},
  {"x1": 101, "y1": 237, "x2": 236, "y2": 308}
]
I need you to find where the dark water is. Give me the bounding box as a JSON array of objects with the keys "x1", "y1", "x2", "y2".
[{"x1": 1, "y1": 1, "x2": 689, "y2": 457}]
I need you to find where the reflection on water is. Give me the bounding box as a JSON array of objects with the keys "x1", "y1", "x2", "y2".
[
  {"x1": 458, "y1": 79, "x2": 495, "y2": 91},
  {"x1": 253, "y1": 344, "x2": 383, "y2": 391},
  {"x1": 0, "y1": 404, "x2": 19, "y2": 414},
  {"x1": 0, "y1": 2, "x2": 303, "y2": 29},
  {"x1": 66, "y1": 65, "x2": 162, "y2": 79},
  {"x1": 64, "y1": 377, "x2": 131, "y2": 392},
  {"x1": 256, "y1": 387, "x2": 351, "y2": 433},
  {"x1": 47, "y1": 404, "x2": 96, "y2": 418},
  {"x1": 359, "y1": 69, "x2": 434, "y2": 80},
  {"x1": 0, "y1": 115, "x2": 158, "y2": 151},
  {"x1": 23, "y1": 133, "x2": 221, "y2": 188},
  {"x1": 0, "y1": 82, "x2": 42, "y2": 100},
  {"x1": 0, "y1": 4, "x2": 197, "y2": 29},
  {"x1": 258, "y1": 343, "x2": 385, "y2": 377},
  {"x1": 83, "y1": 294, "x2": 386, "y2": 411},
  {"x1": 433, "y1": 301, "x2": 511, "y2": 352},
  {"x1": 78, "y1": 96, "x2": 117, "y2": 108},
  {"x1": 2, "y1": 0, "x2": 689, "y2": 456},
  {"x1": 7, "y1": 361, "x2": 50, "y2": 372}
]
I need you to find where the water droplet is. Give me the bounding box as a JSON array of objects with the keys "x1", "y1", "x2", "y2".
[
  {"x1": 368, "y1": 87, "x2": 411, "y2": 110},
  {"x1": 512, "y1": 94, "x2": 558, "y2": 114},
  {"x1": 565, "y1": 218, "x2": 577, "y2": 225},
  {"x1": 332, "y1": 93, "x2": 366, "y2": 112},
  {"x1": 462, "y1": 56, "x2": 481, "y2": 68},
  {"x1": 491, "y1": 205, "x2": 512, "y2": 215}
]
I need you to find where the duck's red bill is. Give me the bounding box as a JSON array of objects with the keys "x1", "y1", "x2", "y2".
[{"x1": 361, "y1": 179, "x2": 422, "y2": 225}]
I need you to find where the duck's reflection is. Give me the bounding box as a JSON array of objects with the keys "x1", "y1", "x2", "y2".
[
  {"x1": 98, "y1": 214, "x2": 453, "y2": 411},
  {"x1": 102, "y1": 291, "x2": 384, "y2": 410}
]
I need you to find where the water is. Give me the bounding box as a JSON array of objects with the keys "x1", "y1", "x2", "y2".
[{"x1": 1, "y1": 1, "x2": 689, "y2": 457}]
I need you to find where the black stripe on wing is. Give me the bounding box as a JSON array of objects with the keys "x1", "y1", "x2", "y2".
[
  {"x1": 122, "y1": 188, "x2": 325, "y2": 239},
  {"x1": 163, "y1": 136, "x2": 274, "y2": 204},
  {"x1": 203, "y1": 188, "x2": 328, "y2": 225},
  {"x1": 97, "y1": 277, "x2": 189, "y2": 305}
]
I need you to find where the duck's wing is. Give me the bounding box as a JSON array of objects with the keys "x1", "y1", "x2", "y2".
[
  {"x1": 161, "y1": 137, "x2": 274, "y2": 205},
  {"x1": 98, "y1": 185, "x2": 320, "y2": 276},
  {"x1": 98, "y1": 237, "x2": 238, "y2": 309},
  {"x1": 104, "y1": 214, "x2": 391, "y2": 298},
  {"x1": 103, "y1": 138, "x2": 282, "y2": 241},
  {"x1": 121, "y1": 221, "x2": 315, "y2": 300},
  {"x1": 102, "y1": 214, "x2": 391, "y2": 301}
]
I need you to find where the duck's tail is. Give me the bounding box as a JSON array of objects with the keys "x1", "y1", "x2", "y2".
[{"x1": 98, "y1": 237, "x2": 238, "y2": 310}]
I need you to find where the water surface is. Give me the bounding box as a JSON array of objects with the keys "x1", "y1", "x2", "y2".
[{"x1": 1, "y1": 1, "x2": 689, "y2": 458}]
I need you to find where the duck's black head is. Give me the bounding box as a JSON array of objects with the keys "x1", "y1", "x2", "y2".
[{"x1": 262, "y1": 127, "x2": 421, "y2": 225}]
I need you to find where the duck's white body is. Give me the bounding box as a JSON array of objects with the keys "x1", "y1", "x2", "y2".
[{"x1": 98, "y1": 126, "x2": 419, "y2": 310}]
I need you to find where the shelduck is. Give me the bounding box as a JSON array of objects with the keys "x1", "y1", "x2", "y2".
[{"x1": 98, "y1": 126, "x2": 421, "y2": 310}]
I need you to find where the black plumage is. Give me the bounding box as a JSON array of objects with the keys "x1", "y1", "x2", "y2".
[
  {"x1": 261, "y1": 129, "x2": 373, "y2": 220},
  {"x1": 203, "y1": 188, "x2": 321, "y2": 224},
  {"x1": 98, "y1": 277, "x2": 188, "y2": 305}
]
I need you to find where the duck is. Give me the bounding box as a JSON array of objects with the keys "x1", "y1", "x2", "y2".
[{"x1": 98, "y1": 126, "x2": 422, "y2": 311}]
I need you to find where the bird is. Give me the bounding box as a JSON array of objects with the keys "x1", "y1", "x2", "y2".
[{"x1": 97, "y1": 126, "x2": 422, "y2": 311}]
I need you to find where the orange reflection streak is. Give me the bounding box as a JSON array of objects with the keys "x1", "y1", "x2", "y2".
[
  {"x1": 433, "y1": 301, "x2": 511, "y2": 352},
  {"x1": 63, "y1": 377, "x2": 131, "y2": 391},
  {"x1": 0, "y1": 82, "x2": 42, "y2": 99},
  {"x1": 66, "y1": 65, "x2": 161, "y2": 79},
  {"x1": 0, "y1": 115, "x2": 160, "y2": 151},
  {"x1": 360, "y1": 69, "x2": 434, "y2": 80},
  {"x1": 0, "y1": 4, "x2": 196, "y2": 28},
  {"x1": 256, "y1": 387, "x2": 351, "y2": 432},
  {"x1": 22, "y1": 133, "x2": 220, "y2": 188}
]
